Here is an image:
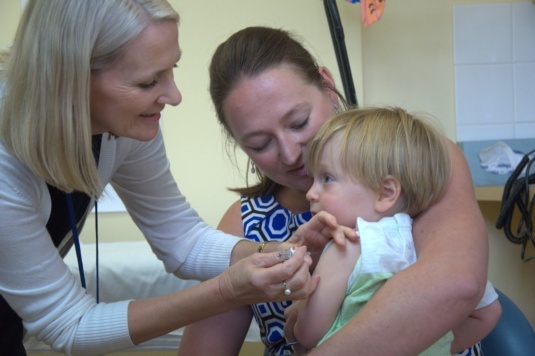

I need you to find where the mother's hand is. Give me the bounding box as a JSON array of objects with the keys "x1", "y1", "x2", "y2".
[
  {"x1": 218, "y1": 246, "x2": 319, "y2": 306},
  {"x1": 284, "y1": 301, "x2": 310, "y2": 356},
  {"x1": 287, "y1": 211, "x2": 357, "y2": 267}
]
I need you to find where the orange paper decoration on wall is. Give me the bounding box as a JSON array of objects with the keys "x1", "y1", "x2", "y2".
[{"x1": 361, "y1": 0, "x2": 385, "y2": 28}]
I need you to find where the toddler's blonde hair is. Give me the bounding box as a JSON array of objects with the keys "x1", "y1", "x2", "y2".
[{"x1": 306, "y1": 106, "x2": 451, "y2": 216}]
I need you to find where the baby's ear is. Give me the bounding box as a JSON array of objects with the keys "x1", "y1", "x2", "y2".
[{"x1": 375, "y1": 176, "x2": 401, "y2": 213}]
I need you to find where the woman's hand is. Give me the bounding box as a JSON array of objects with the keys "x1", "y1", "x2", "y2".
[
  {"x1": 218, "y1": 246, "x2": 319, "y2": 306},
  {"x1": 284, "y1": 302, "x2": 309, "y2": 355},
  {"x1": 284, "y1": 301, "x2": 299, "y2": 342},
  {"x1": 287, "y1": 211, "x2": 357, "y2": 268}
]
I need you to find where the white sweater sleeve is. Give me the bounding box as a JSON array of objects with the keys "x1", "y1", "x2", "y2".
[{"x1": 107, "y1": 131, "x2": 242, "y2": 281}]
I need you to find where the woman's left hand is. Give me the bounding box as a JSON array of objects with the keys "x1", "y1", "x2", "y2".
[
  {"x1": 286, "y1": 211, "x2": 357, "y2": 267},
  {"x1": 218, "y1": 245, "x2": 319, "y2": 306},
  {"x1": 284, "y1": 301, "x2": 309, "y2": 355}
]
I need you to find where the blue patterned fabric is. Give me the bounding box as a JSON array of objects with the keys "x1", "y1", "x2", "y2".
[
  {"x1": 241, "y1": 194, "x2": 311, "y2": 356},
  {"x1": 456, "y1": 342, "x2": 483, "y2": 356}
]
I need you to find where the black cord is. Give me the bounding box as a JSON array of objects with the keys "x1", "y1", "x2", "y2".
[
  {"x1": 496, "y1": 148, "x2": 535, "y2": 262},
  {"x1": 323, "y1": 0, "x2": 358, "y2": 106}
]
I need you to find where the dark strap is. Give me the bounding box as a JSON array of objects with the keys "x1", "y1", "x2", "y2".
[
  {"x1": 66, "y1": 193, "x2": 86, "y2": 288},
  {"x1": 0, "y1": 295, "x2": 26, "y2": 356},
  {"x1": 46, "y1": 134, "x2": 102, "y2": 249}
]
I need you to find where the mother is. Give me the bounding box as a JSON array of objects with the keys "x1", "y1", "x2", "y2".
[{"x1": 179, "y1": 26, "x2": 488, "y2": 355}]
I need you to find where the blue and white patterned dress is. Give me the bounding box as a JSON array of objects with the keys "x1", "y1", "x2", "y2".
[{"x1": 241, "y1": 194, "x2": 311, "y2": 356}]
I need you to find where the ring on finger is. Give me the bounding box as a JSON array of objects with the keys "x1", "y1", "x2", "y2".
[{"x1": 283, "y1": 282, "x2": 291, "y2": 296}]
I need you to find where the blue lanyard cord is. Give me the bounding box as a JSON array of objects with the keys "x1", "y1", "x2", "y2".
[
  {"x1": 94, "y1": 201, "x2": 99, "y2": 303},
  {"x1": 65, "y1": 194, "x2": 100, "y2": 303},
  {"x1": 66, "y1": 193, "x2": 86, "y2": 289}
]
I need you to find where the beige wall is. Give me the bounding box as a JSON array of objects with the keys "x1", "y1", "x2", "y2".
[
  {"x1": 359, "y1": 0, "x2": 535, "y2": 329},
  {"x1": 2, "y1": 0, "x2": 534, "y2": 338},
  {"x1": 0, "y1": 0, "x2": 362, "y2": 238},
  {"x1": 81, "y1": 0, "x2": 363, "y2": 238},
  {"x1": 161, "y1": 0, "x2": 363, "y2": 230}
]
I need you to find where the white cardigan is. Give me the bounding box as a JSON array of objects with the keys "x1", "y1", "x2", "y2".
[{"x1": 0, "y1": 130, "x2": 241, "y2": 354}]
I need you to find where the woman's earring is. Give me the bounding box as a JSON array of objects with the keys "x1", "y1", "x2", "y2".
[
  {"x1": 250, "y1": 161, "x2": 256, "y2": 174},
  {"x1": 334, "y1": 104, "x2": 340, "y2": 115}
]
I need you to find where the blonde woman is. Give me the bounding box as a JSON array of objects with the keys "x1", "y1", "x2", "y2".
[{"x1": 0, "y1": 2, "x2": 348, "y2": 354}]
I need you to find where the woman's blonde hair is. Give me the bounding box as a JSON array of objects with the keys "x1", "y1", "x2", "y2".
[
  {"x1": 0, "y1": 0, "x2": 178, "y2": 197},
  {"x1": 306, "y1": 106, "x2": 451, "y2": 216}
]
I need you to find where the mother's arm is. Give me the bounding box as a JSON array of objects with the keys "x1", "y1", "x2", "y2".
[{"x1": 310, "y1": 142, "x2": 487, "y2": 355}]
